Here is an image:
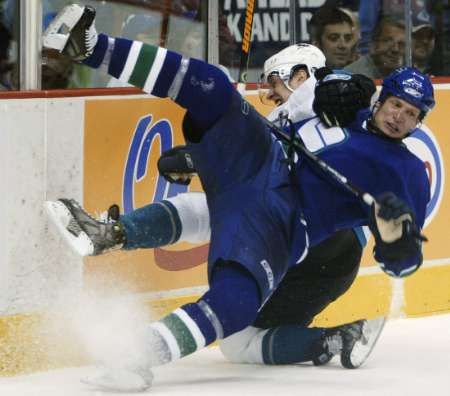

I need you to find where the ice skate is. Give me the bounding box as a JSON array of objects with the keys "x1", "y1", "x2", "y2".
[
  {"x1": 45, "y1": 199, "x2": 126, "y2": 256},
  {"x1": 322, "y1": 317, "x2": 386, "y2": 369},
  {"x1": 43, "y1": 3, "x2": 98, "y2": 61},
  {"x1": 81, "y1": 364, "x2": 154, "y2": 393},
  {"x1": 312, "y1": 350, "x2": 334, "y2": 366}
]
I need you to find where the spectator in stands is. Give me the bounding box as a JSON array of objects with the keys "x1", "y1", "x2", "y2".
[
  {"x1": 322, "y1": 0, "x2": 359, "y2": 11},
  {"x1": 412, "y1": 23, "x2": 436, "y2": 75},
  {"x1": 338, "y1": 7, "x2": 361, "y2": 64},
  {"x1": 309, "y1": 7, "x2": 356, "y2": 69},
  {"x1": 42, "y1": 48, "x2": 74, "y2": 89},
  {"x1": 345, "y1": 17, "x2": 405, "y2": 79},
  {"x1": 358, "y1": 0, "x2": 432, "y2": 55}
]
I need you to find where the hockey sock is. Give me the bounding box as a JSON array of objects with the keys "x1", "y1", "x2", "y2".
[
  {"x1": 85, "y1": 34, "x2": 234, "y2": 132},
  {"x1": 120, "y1": 200, "x2": 182, "y2": 249},
  {"x1": 143, "y1": 262, "x2": 261, "y2": 366},
  {"x1": 261, "y1": 325, "x2": 325, "y2": 364},
  {"x1": 120, "y1": 192, "x2": 209, "y2": 249}
]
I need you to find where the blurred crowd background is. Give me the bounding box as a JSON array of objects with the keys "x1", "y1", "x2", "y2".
[{"x1": 1, "y1": 0, "x2": 449, "y2": 90}]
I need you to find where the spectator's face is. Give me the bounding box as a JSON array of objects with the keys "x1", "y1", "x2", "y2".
[
  {"x1": 371, "y1": 24, "x2": 406, "y2": 76},
  {"x1": 413, "y1": 28, "x2": 435, "y2": 64},
  {"x1": 374, "y1": 96, "x2": 421, "y2": 139},
  {"x1": 318, "y1": 23, "x2": 354, "y2": 69}
]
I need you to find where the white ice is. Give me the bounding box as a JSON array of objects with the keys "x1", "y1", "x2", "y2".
[{"x1": 1, "y1": 313, "x2": 449, "y2": 396}]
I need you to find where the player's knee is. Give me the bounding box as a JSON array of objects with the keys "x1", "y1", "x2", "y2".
[{"x1": 166, "y1": 192, "x2": 210, "y2": 243}]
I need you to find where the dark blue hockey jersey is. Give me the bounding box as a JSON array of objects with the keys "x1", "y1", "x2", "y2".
[
  {"x1": 292, "y1": 113, "x2": 429, "y2": 247},
  {"x1": 85, "y1": 34, "x2": 430, "y2": 279}
]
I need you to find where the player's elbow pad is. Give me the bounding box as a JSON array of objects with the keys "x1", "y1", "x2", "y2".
[{"x1": 373, "y1": 246, "x2": 423, "y2": 278}]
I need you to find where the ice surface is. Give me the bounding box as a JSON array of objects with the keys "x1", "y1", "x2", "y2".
[{"x1": 1, "y1": 314, "x2": 449, "y2": 396}]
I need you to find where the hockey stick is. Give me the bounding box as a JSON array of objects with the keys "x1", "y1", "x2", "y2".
[
  {"x1": 262, "y1": 116, "x2": 375, "y2": 206},
  {"x1": 263, "y1": 114, "x2": 428, "y2": 242},
  {"x1": 238, "y1": 0, "x2": 256, "y2": 84}
]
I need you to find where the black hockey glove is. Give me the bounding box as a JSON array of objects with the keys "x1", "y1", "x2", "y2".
[
  {"x1": 313, "y1": 67, "x2": 376, "y2": 127},
  {"x1": 369, "y1": 192, "x2": 425, "y2": 276},
  {"x1": 157, "y1": 145, "x2": 196, "y2": 185}
]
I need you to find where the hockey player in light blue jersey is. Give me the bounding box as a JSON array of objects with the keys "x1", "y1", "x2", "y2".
[{"x1": 43, "y1": 4, "x2": 433, "y2": 392}]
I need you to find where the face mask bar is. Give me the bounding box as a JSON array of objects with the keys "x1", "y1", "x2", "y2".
[{"x1": 258, "y1": 70, "x2": 293, "y2": 106}]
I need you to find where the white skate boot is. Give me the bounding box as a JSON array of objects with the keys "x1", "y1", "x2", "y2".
[
  {"x1": 43, "y1": 3, "x2": 98, "y2": 62},
  {"x1": 45, "y1": 199, "x2": 126, "y2": 256}
]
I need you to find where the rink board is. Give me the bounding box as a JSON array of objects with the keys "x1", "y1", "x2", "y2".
[
  {"x1": 0, "y1": 87, "x2": 449, "y2": 375},
  {"x1": 81, "y1": 89, "x2": 450, "y2": 316}
]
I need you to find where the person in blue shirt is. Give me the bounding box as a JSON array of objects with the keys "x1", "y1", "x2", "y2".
[{"x1": 43, "y1": 5, "x2": 433, "y2": 392}]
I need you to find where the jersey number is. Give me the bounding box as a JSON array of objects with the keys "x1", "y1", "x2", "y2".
[{"x1": 298, "y1": 118, "x2": 347, "y2": 153}]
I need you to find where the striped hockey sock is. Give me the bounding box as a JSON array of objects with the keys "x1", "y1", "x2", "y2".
[
  {"x1": 146, "y1": 302, "x2": 219, "y2": 366},
  {"x1": 145, "y1": 263, "x2": 260, "y2": 366}
]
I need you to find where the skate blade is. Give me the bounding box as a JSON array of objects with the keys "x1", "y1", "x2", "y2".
[
  {"x1": 44, "y1": 200, "x2": 94, "y2": 256},
  {"x1": 81, "y1": 367, "x2": 153, "y2": 393},
  {"x1": 43, "y1": 4, "x2": 85, "y2": 51}
]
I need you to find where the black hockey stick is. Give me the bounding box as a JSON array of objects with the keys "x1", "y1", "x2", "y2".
[
  {"x1": 262, "y1": 114, "x2": 427, "y2": 242},
  {"x1": 238, "y1": 0, "x2": 256, "y2": 83}
]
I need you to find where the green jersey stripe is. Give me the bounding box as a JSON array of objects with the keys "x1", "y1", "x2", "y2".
[
  {"x1": 129, "y1": 44, "x2": 158, "y2": 88},
  {"x1": 162, "y1": 313, "x2": 197, "y2": 357},
  {"x1": 119, "y1": 41, "x2": 142, "y2": 83}
]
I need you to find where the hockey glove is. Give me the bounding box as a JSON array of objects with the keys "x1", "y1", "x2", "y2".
[
  {"x1": 313, "y1": 67, "x2": 376, "y2": 127},
  {"x1": 157, "y1": 145, "x2": 197, "y2": 185},
  {"x1": 369, "y1": 192, "x2": 425, "y2": 274},
  {"x1": 43, "y1": 4, "x2": 98, "y2": 62}
]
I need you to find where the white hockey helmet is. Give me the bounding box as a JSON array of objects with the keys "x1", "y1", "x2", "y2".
[{"x1": 261, "y1": 43, "x2": 326, "y2": 84}]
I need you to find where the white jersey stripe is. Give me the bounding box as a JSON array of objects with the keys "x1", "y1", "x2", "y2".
[{"x1": 143, "y1": 47, "x2": 167, "y2": 94}]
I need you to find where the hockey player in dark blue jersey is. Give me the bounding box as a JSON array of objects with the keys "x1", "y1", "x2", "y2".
[
  {"x1": 43, "y1": 4, "x2": 433, "y2": 392},
  {"x1": 47, "y1": 43, "x2": 379, "y2": 369}
]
